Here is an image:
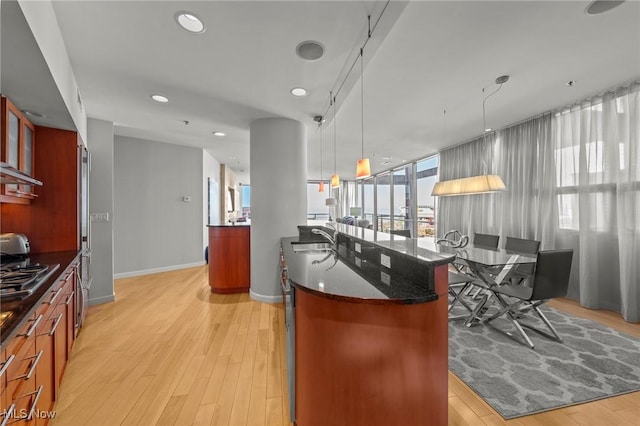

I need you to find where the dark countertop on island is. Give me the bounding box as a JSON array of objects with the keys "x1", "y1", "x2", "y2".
[
  {"x1": 282, "y1": 224, "x2": 454, "y2": 304},
  {"x1": 1, "y1": 250, "x2": 80, "y2": 349}
]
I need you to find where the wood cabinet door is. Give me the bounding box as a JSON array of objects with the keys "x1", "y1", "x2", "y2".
[{"x1": 34, "y1": 314, "x2": 58, "y2": 425}]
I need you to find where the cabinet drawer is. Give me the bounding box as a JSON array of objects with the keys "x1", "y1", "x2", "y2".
[
  {"x1": 5, "y1": 339, "x2": 39, "y2": 403},
  {"x1": 4, "y1": 315, "x2": 40, "y2": 362}
]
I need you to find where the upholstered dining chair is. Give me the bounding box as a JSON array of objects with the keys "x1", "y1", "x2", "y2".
[
  {"x1": 505, "y1": 236, "x2": 541, "y2": 285},
  {"x1": 473, "y1": 232, "x2": 500, "y2": 249},
  {"x1": 482, "y1": 249, "x2": 574, "y2": 349},
  {"x1": 505, "y1": 236, "x2": 540, "y2": 254}
]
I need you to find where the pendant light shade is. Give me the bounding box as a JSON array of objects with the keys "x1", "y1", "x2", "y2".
[
  {"x1": 355, "y1": 48, "x2": 370, "y2": 180},
  {"x1": 356, "y1": 158, "x2": 371, "y2": 180},
  {"x1": 431, "y1": 174, "x2": 506, "y2": 196},
  {"x1": 433, "y1": 76, "x2": 509, "y2": 197},
  {"x1": 331, "y1": 174, "x2": 340, "y2": 188}
]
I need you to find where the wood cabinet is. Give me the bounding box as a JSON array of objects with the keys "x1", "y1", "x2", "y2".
[
  {"x1": 208, "y1": 225, "x2": 250, "y2": 294},
  {"x1": 0, "y1": 126, "x2": 81, "y2": 253},
  {"x1": 1, "y1": 96, "x2": 37, "y2": 204},
  {"x1": 1, "y1": 260, "x2": 77, "y2": 426}
]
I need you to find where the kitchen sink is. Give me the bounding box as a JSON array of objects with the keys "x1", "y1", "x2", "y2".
[{"x1": 290, "y1": 242, "x2": 333, "y2": 252}]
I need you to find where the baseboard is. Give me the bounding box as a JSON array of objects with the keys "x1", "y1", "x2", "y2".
[
  {"x1": 114, "y1": 261, "x2": 206, "y2": 279},
  {"x1": 250, "y1": 289, "x2": 284, "y2": 304},
  {"x1": 88, "y1": 294, "x2": 115, "y2": 306}
]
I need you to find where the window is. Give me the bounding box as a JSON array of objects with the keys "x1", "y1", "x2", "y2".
[
  {"x1": 416, "y1": 156, "x2": 438, "y2": 237},
  {"x1": 376, "y1": 173, "x2": 391, "y2": 231},
  {"x1": 307, "y1": 182, "x2": 330, "y2": 221}
]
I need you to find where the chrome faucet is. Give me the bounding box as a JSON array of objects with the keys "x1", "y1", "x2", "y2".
[{"x1": 311, "y1": 228, "x2": 337, "y2": 247}]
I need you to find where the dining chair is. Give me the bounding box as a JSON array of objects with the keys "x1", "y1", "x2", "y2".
[
  {"x1": 505, "y1": 236, "x2": 541, "y2": 285},
  {"x1": 390, "y1": 229, "x2": 411, "y2": 238},
  {"x1": 473, "y1": 233, "x2": 500, "y2": 249},
  {"x1": 447, "y1": 270, "x2": 480, "y2": 318},
  {"x1": 505, "y1": 236, "x2": 540, "y2": 254},
  {"x1": 482, "y1": 249, "x2": 574, "y2": 349},
  {"x1": 463, "y1": 233, "x2": 500, "y2": 299}
]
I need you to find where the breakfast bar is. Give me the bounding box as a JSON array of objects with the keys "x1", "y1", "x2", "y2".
[{"x1": 281, "y1": 224, "x2": 454, "y2": 426}]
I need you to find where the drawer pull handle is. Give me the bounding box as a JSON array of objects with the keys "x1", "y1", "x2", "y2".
[
  {"x1": 47, "y1": 287, "x2": 63, "y2": 305},
  {"x1": 23, "y1": 385, "x2": 44, "y2": 421},
  {"x1": 39, "y1": 314, "x2": 63, "y2": 337},
  {"x1": 0, "y1": 354, "x2": 15, "y2": 378},
  {"x1": 15, "y1": 350, "x2": 44, "y2": 381},
  {"x1": 0, "y1": 404, "x2": 15, "y2": 426},
  {"x1": 19, "y1": 315, "x2": 43, "y2": 338},
  {"x1": 65, "y1": 290, "x2": 75, "y2": 306}
]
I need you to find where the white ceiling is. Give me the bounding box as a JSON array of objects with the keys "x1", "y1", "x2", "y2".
[{"x1": 3, "y1": 1, "x2": 640, "y2": 185}]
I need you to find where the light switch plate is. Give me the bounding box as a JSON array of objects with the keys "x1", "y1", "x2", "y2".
[
  {"x1": 355, "y1": 242, "x2": 361, "y2": 253},
  {"x1": 381, "y1": 271, "x2": 391, "y2": 285},
  {"x1": 380, "y1": 253, "x2": 391, "y2": 269},
  {"x1": 90, "y1": 212, "x2": 110, "y2": 222},
  {"x1": 355, "y1": 257, "x2": 362, "y2": 268}
]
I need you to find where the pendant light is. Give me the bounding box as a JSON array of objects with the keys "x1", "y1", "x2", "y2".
[
  {"x1": 330, "y1": 91, "x2": 340, "y2": 189},
  {"x1": 356, "y1": 48, "x2": 371, "y2": 179},
  {"x1": 432, "y1": 76, "x2": 508, "y2": 197},
  {"x1": 318, "y1": 121, "x2": 325, "y2": 192}
]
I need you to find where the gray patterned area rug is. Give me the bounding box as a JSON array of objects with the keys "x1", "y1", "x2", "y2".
[{"x1": 448, "y1": 304, "x2": 640, "y2": 419}]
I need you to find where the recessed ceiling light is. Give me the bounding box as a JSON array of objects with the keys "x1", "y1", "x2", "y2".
[
  {"x1": 485, "y1": 128, "x2": 492, "y2": 132},
  {"x1": 213, "y1": 131, "x2": 226, "y2": 137},
  {"x1": 151, "y1": 94, "x2": 169, "y2": 103},
  {"x1": 586, "y1": 0, "x2": 625, "y2": 15},
  {"x1": 175, "y1": 12, "x2": 205, "y2": 33},
  {"x1": 291, "y1": 87, "x2": 307, "y2": 97}
]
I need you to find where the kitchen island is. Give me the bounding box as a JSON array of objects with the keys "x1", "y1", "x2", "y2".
[
  {"x1": 280, "y1": 224, "x2": 454, "y2": 426},
  {"x1": 207, "y1": 224, "x2": 250, "y2": 294}
]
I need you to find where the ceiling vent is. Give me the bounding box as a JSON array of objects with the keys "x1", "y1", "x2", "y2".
[{"x1": 296, "y1": 41, "x2": 324, "y2": 61}]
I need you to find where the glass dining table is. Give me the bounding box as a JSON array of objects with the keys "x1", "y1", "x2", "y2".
[{"x1": 434, "y1": 243, "x2": 538, "y2": 326}]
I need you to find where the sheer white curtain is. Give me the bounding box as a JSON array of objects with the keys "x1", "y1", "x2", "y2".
[
  {"x1": 438, "y1": 133, "x2": 503, "y2": 236},
  {"x1": 553, "y1": 83, "x2": 639, "y2": 322},
  {"x1": 439, "y1": 115, "x2": 556, "y2": 245},
  {"x1": 438, "y1": 82, "x2": 639, "y2": 322}
]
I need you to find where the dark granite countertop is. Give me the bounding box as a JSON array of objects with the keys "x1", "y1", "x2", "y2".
[
  {"x1": 282, "y1": 224, "x2": 454, "y2": 304},
  {"x1": 1, "y1": 251, "x2": 80, "y2": 349}
]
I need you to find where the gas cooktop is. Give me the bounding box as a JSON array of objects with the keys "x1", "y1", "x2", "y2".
[{"x1": 0, "y1": 259, "x2": 60, "y2": 300}]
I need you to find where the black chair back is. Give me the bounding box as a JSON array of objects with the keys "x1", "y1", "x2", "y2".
[
  {"x1": 473, "y1": 233, "x2": 499, "y2": 249},
  {"x1": 530, "y1": 249, "x2": 573, "y2": 301},
  {"x1": 505, "y1": 236, "x2": 541, "y2": 254},
  {"x1": 390, "y1": 229, "x2": 411, "y2": 238}
]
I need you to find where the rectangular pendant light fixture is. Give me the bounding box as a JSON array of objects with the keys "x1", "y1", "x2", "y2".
[{"x1": 431, "y1": 174, "x2": 506, "y2": 196}]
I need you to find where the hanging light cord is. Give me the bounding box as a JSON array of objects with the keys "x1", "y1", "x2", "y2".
[
  {"x1": 332, "y1": 91, "x2": 337, "y2": 174},
  {"x1": 481, "y1": 82, "x2": 504, "y2": 174},
  {"x1": 321, "y1": 6, "x2": 386, "y2": 119},
  {"x1": 319, "y1": 122, "x2": 323, "y2": 181},
  {"x1": 360, "y1": 48, "x2": 365, "y2": 159}
]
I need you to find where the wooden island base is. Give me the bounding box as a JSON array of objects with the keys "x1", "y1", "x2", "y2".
[
  {"x1": 293, "y1": 265, "x2": 449, "y2": 426},
  {"x1": 208, "y1": 225, "x2": 250, "y2": 294}
]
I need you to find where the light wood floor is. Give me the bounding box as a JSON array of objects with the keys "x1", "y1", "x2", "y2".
[{"x1": 51, "y1": 266, "x2": 640, "y2": 426}]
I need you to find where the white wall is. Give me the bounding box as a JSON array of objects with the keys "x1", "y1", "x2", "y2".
[
  {"x1": 114, "y1": 136, "x2": 205, "y2": 276},
  {"x1": 87, "y1": 118, "x2": 114, "y2": 305},
  {"x1": 18, "y1": 0, "x2": 87, "y2": 142},
  {"x1": 203, "y1": 149, "x2": 221, "y2": 251}
]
